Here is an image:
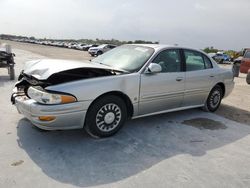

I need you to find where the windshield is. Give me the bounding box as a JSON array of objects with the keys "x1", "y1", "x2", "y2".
[{"x1": 92, "y1": 45, "x2": 154, "y2": 72}]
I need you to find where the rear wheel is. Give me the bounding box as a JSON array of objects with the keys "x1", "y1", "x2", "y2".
[
  {"x1": 84, "y1": 95, "x2": 127, "y2": 138},
  {"x1": 203, "y1": 85, "x2": 223, "y2": 112}
]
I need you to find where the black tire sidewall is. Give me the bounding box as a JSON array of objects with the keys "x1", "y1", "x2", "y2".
[
  {"x1": 97, "y1": 51, "x2": 103, "y2": 56},
  {"x1": 246, "y1": 71, "x2": 250, "y2": 84},
  {"x1": 85, "y1": 95, "x2": 127, "y2": 138},
  {"x1": 206, "y1": 86, "x2": 222, "y2": 112}
]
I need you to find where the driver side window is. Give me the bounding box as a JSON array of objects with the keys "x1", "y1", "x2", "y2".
[{"x1": 152, "y1": 49, "x2": 181, "y2": 73}]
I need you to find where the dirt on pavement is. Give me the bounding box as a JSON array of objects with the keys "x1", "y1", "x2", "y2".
[{"x1": 182, "y1": 118, "x2": 227, "y2": 130}]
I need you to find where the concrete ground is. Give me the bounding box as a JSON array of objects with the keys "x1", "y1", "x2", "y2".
[{"x1": 0, "y1": 40, "x2": 250, "y2": 188}]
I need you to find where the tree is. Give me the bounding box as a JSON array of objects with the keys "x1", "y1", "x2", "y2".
[{"x1": 203, "y1": 47, "x2": 218, "y2": 54}]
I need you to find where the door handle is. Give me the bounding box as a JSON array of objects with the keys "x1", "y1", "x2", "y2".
[
  {"x1": 176, "y1": 77, "x2": 183, "y2": 82},
  {"x1": 210, "y1": 75, "x2": 215, "y2": 78}
]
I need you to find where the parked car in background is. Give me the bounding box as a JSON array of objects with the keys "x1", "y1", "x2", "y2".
[
  {"x1": 212, "y1": 52, "x2": 231, "y2": 64},
  {"x1": 11, "y1": 44, "x2": 234, "y2": 138},
  {"x1": 75, "y1": 43, "x2": 86, "y2": 50},
  {"x1": 82, "y1": 44, "x2": 99, "y2": 51},
  {"x1": 240, "y1": 49, "x2": 250, "y2": 73},
  {"x1": 208, "y1": 53, "x2": 216, "y2": 58},
  {"x1": 67, "y1": 42, "x2": 78, "y2": 49},
  {"x1": 88, "y1": 44, "x2": 116, "y2": 56}
]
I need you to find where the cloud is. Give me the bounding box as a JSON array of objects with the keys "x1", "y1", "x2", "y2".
[{"x1": 194, "y1": 3, "x2": 208, "y2": 11}]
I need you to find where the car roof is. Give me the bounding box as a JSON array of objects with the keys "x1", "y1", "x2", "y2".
[
  {"x1": 128, "y1": 44, "x2": 206, "y2": 54},
  {"x1": 129, "y1": 44, "x2": 173, "y2": 49}
]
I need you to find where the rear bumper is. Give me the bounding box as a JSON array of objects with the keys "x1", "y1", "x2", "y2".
[
  {"x1": 224, "y1": 81, "x2": 235, "y2": 98},
  {"x1": 13, "y1": 95, "x2": 91, "y2": 130}
]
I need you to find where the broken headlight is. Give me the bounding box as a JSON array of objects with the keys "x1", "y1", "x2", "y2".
[{"x1": 27, "y1": 87, "x2": 77, "y2": 104}]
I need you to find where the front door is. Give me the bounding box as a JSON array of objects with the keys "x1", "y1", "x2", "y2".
[{"x1": 139, "y1": 49, "x2": 185, "y2": 115}]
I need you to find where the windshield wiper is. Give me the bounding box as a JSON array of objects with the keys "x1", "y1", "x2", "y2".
[{"x1": 92, "y1": 61, "x2": 130, "y2": 73}]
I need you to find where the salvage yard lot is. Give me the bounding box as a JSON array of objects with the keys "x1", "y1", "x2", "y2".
[{"x1": 0, "y1": 40, "x2": 250, "y2": 188}]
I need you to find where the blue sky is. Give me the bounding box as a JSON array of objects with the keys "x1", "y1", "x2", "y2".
[{"x1": 0, "y1": 0, "x2": 250, "y2": 50}]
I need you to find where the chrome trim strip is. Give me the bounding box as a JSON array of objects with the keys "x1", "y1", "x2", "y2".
[
  {"x1": 141, "y1": 91, "x2": 184, "y2": 100},
  {"x1": 132, "y1": 104, "x2": 204, "y2": 119},
  {"x1": 184, "y1": 89, "x2": 208, "y2": 95}
]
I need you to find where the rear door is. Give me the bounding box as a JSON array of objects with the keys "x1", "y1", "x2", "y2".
[{"x1": 183, "y1": 49, "x2": 216, "y2": 107}]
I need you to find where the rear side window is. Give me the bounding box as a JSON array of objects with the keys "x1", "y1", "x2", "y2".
[
  {"x1": 184, "y1": 50, "x2": 205, "y2": 71},
  {"x1": 244, "y1": 51, "x2": 250, "y2": 58}
]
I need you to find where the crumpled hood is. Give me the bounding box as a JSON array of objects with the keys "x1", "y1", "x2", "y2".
[{"x1": 23, "y1": 59, "x2": 118, "y2": 80}]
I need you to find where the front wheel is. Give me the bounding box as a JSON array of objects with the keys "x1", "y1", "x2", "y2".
[
  {"x1": 203, "y1": 85, "x2": 223, "y2": 112},
  {"x1": 84, "y1": 95, "x2": 127, "y2": 138},
  {"x1": 97, "y1": 51, "x2": 103, "y2": 56}
]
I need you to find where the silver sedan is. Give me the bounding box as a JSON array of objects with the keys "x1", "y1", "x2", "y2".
[{"x1": 11, "y1": 44, "x2": 234, "y2": 138}]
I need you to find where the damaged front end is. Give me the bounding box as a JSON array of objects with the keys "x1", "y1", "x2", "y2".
[
  {"x1": 10, "y1": 58, "x2": 131, "y2": 131},
  {"x1": 11, "y1": 62, "x2": 122, "y2": 105},
  {"x1": 11, "y1": 71, "x2": 47, "y2": 104}
]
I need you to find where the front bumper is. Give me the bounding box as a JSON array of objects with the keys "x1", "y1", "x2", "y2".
[{"x1": 12, "y1": 94, "x2": 91, "y2": 130}]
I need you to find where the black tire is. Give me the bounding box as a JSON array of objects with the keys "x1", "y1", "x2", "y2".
[
  {"x1": 97, "y1": 51, "x2": 103, "y2": 56},
  {"x1": 203, "y1": 85, "x2": 223, "y2": 112},
  {"x1": 9, "y1": 66, "x2": 15, "y2": 80},
  {"x1": 84, "y1": 95, "x2": 127, "y2": 138},
  {"x1": 246, "y1": 71, "x2": 250, "y2": 85}
]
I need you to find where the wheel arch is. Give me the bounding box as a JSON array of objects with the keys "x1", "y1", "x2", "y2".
[
  {"x1": 203, "y1": 82, "x2": 225, "y2": 112},
  {"x1": 86, "y1": 91, "x2": 134, "y2": 119},
  {"x1": 215, "y1": 82, "x2": 225, "y2": 97}
]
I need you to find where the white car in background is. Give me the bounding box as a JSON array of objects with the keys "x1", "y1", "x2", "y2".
[
  {"x1": 88, "y1": 44, "x2": 116, "y2": 56},
  {"x1": 67, "y1": 42, "x2": 78, "y2": 49},
  {"x1": 76, "y1": 43, "x2": 87, "y2": 50}
]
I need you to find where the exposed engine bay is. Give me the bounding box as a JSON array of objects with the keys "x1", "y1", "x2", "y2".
[{"x1": 11, "y1": 67, "x2": 121, "y2": 104}]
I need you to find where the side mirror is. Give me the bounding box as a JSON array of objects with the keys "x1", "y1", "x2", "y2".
[{"x1": 145, "y1": 63, "x2": 162, "y2": 74}]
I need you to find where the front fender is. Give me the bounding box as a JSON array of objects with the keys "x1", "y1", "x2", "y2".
[{"x1": 46, "y1": 73, "x2": 141, "y2": 105}]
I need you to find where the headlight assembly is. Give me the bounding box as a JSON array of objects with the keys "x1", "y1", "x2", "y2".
[{"x1": 27, "y1": 87, "x2": 77, "y2": 104}]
